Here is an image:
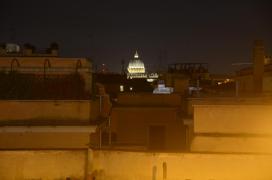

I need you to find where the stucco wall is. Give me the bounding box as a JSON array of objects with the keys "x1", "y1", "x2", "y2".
[
  {"x1": 191, "y1": 136, "x2": 272, "y2": 153},
  {"x1": 0, "y1": 57, "x2": 92, "y2": 92},
  {"x1": 194, "y1": 105, "x2": 272, "y2": 134},
  {"x1": 236, "y1": 73, "x2": 272, "y2": 93},
  {"x1": 1, "y1": 149, "x2": 272, "y2": 180},
  {"x1": 0, "y1": 150, "x2": 86, "y2": 180},
  {"x1": 0, "y1": 57, "x2": 91, "y2": 71},
  {"x1": 111, "y1": 107, "x2": 185, "y2": 151},
  {"x1": 90, "y1": 149, "x2": 272, "y2": 180},
  {"x1": 263, "y1": 75, "x2": 272, "y2": 92},
  {"x1": 0, "y1": 100, "x2": 101, "y2": 149},
  {"x1": 0, "y1": 133, "x2": 91, "y2": 149},
  {"x1": 192, "y1": 104, "x2": 272, "y2": 153},
  {"x1": 0, "y1": 100, "x2": 99, "y2": 122},
  {"x1": 237, "y1": 75, "x2": 254, "y2": 93},
  {"x1": 116, "y1": 93, "x2": 181, "y2": 106}
]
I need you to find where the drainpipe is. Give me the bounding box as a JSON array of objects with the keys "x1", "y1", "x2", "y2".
[
  {"x1": 196, "y1": 79, "x2": 200, "y2": 97},
  {"x1": 108, "y1": 116, "x2": 111, "y2": 146},
  {"x1": 235, "y1": 80, "x2": 239, "y2": 97},
  {"x1": 99, "y1": 95, "x2": 102, "y2": 113},
  {"x1": 99, "y1": 127, "x2": 102, "y2": 149}
]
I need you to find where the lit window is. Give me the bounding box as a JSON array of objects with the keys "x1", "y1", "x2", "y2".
[{"x1": 120, "y1": 85, "x2": 124, "y2": 92}]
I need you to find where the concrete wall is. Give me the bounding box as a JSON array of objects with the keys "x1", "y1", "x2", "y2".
[
  {"x1": 0, "y1": 133, "x2": 91, "y2": 149},
  {"x1": 191, "y1": 136, "x2": 272, "y2": 153},
  {"x1": 173, "y1": 78, "x2": 189, "y2": 93},
  {"x1": 0, "y1": 57, "x2": 91, "y2": 71},
  {"x1": 194, "y1": 105, "x2": 272, "y2": 134},
  {"x1": 116, "y1": 93, "x2": 181, "y2": 107},
  {"x1": 236, "y1": 72, "x2": 272, "y2": 94},
  {"x1": 164, "y1": 73, "x2": 189, "y2": 94},
  {"x1": 236, "y1": 75, "x2": 254, "y2": 93},
  {"x1": 0, "y1": 57, "x2": 92, "y2": 92},
  {"x1": 111, "y1": 107, "x2": 185, "y2": 151},
  {"x1": 90, "y1": 149, "x2": 272, "y2": 180},
  {"x1": 263, "y1": 75, "x2": 272, "y2": 92},
  {"x1": 192, "y1": 103, "x2": 272, "y2": 153},
  {"x1": 0, "y1": 150, "x2": 86, "y2": 180},
  {"x1": 1, "y1": 149, "x2": 272, "y2": 179},
  {"x1": 0, "y1": 100, "x2": 101, "y2": 149},
  {"x1": 0, "y1": 100, "x2": 99, "y2": 122}
]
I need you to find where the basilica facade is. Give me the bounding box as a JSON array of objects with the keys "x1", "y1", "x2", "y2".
[{"x1": 127, "y1": 51, "x2": 158, "y2": 80}]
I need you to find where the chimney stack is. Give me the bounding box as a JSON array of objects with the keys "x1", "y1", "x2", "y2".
[{"x1": 253, "y1": 40, "x2": 265, "y2": 93}]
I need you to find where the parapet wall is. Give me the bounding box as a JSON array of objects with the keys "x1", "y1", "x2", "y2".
[
  {"x1": 90, "y1": 150, "x2": 272, "y2": 180},
  {"x1": 1, "y1": 149, "x2": 272, "y2": 180},
  {"x1": 194, "y1": 104, "x2": 272, "y2": 134},
  {"x1": 191, "y1": 103, "x2": 272, "y2": 153},
  {"x1": 117, "y1": 93, "x2": 181, "y2": 106},
  {"x1": 0, "y1": 150, "x2": 86, "y2": 180},
  {"x1": 0, "y1": 100, "x2": 99, "y2": 123}
]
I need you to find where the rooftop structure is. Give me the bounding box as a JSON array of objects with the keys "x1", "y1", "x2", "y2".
[
  {"x1": 0, "y1": 42, "x2": 59, "y2": 57},
  {"x1": 168, "y1": 63, "x2": 208, "y2": 76},
  {"x1": 153, "y1": 80, "x2": 173, "y2": 94},
  {"x1": 236, "y1": 40, "x2": 272, "y2": 94},
  {"x1": 0, "y1": 43, "x2": 92, "y2": 99}
]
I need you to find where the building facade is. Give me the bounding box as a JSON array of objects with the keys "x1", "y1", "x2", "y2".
[
  {"x1": 236, "y1": 40, "x2": 272, "y2": 94},
  {"x1": 0, "y1": 43, "x2": 92, "y2": 99}
]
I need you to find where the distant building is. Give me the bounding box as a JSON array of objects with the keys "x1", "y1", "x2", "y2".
[
  {"x1": 126, "y1": 51, "x2": 158, "y2": 81},
  {"x1": 166, "y1": 63, "x2": 235, "y2": 96},
  {"x1": 164, "y1": 63, "x2": 209, "y2": 95},
  {"x1": 153, "y1": 80, "x2": 173, "y2": 94},
  {"x1": 236, "y1": 40, "x2": 272, "y2": 94},
  {"x1": 93, "y1": 73, "x2": 154, "y2": 99},
  {"x1": 127, "y1": 51, "x2": 145, "y2": 74}
]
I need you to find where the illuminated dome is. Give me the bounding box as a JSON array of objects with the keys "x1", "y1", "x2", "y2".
[{"x1": 127, "y1": 51, "x2": 145, "y2": 74}]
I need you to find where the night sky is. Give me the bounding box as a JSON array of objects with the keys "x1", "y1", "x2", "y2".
[{"x1": 1, "y1": 1, "x2": 272, "y2": 74}]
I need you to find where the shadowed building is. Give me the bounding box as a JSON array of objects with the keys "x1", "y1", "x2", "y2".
[
  {"x1": 103, "y1": 93, "x2": 187, "y2": 152},
  {"x1": 0, "y1": 43, "x2": 106, "y2": 150},
  {"x1": 236, "y1": 40, "x2": 272, "y2": 95},
  {"x1": 184, "y1": 97, "x2": 272, "y2": 154},
  {"x1": 0, "y1": 43, "x2": 92, "y2": 99}
]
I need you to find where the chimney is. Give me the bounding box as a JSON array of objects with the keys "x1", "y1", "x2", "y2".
[
  {"x1": 23, "y1": 43, "x2": 34, "y2": 56},
  {"x1": 253, "y1": 40, "x2": 265, "y2": 93},
  {"x1": 0, "y1": 44, "x2": 5, "y2": 55},
  {"x1": 50, "y1": 42, "x2": 59, "y2": 57}
]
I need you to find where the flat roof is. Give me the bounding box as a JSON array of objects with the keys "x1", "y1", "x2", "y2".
[{"x1": 189, "y1": 97, "x2": 272, "y2": 105}]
